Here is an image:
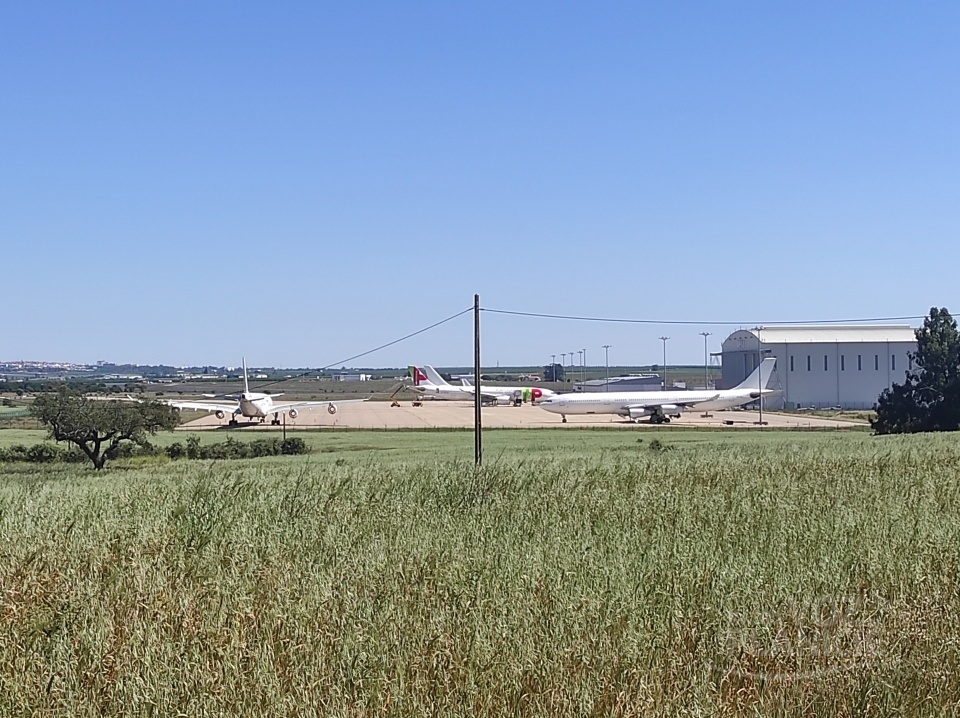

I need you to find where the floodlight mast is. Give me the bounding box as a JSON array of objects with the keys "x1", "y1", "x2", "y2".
[
  {"x1": 700, "y1": 332, "x2": 712, "y2": 389},
  {"x1": 758, "y1": 326, "x2": 763, "y2": 426},
  {"x1": 752, "y1": 325, "x2": 764, "y2": 426},
  {"x1": 602, "y1": 345, "x2": 611, "y2": 391},
  {"x1": 659, "y1": 337, "x2": 669, "y2": 390}
]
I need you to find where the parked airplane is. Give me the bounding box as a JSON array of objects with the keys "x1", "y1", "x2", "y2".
[
  {"x1": 164, "y1": 359, "x2": 365, "y2": 426},
  {"x1": 408, "y1": 365, "x2": 556, "y2": 405},
  {"x1": 537, "y1": 358, "x2": 777, "y2": 424}
]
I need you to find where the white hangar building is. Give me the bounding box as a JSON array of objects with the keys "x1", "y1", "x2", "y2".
[{"x1": 720, "y1": 325, "x2": 918, "y2": 409}]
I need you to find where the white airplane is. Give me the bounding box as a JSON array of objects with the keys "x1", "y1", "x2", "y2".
[
  {"x1": 408, "y1": 365, "x2": 556, "y2": 405},
  {"x1": 164, "y1": 359, "x2": 366, "y2": 426},
  {"x1": 537, "y1": 358, "x2": 777, "y2": 424}
]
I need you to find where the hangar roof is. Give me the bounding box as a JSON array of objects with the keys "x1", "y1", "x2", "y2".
[{"x1": 724, "y1": 325, "x2": 917, "y2": 347}]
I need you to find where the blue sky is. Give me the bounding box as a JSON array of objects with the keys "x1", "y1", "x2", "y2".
[{"x1": 3, "y1": 2, "x2": 957, "y2": 368}]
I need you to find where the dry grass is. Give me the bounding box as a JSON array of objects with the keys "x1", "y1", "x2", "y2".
[{"x1": 1, "y1": 432, "x2": 959, "y2": 715}]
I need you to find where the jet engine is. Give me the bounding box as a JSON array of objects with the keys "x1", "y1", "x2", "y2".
[
  {"x1": 327, "y1": 404, "x2": 338, "y2": 415},
  {"x1": 660, "y1": 404, "x2": 682, "y2": 416},
  {"x1": 288, "y1": 409, "x2": 298, "y2": 419},
  {"x1": 215, "y1": 410, "x2": 225, "y2": 420},
  {"x1": 627, "y1": 407, "x2": 654, "y2": 419}
]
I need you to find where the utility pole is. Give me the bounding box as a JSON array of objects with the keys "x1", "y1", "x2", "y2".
[
  {"x1": 603, "y1": 344, "x2": 611, "y2": 391},
  {"x1": 700, "y1": 332, "x2": 712, "y2": 389},
  {"x1": 474, "y1": 294, "x2": 481, "y2": 465},
  {"x1": 659, "y1": 336, "x2": 669, "y2": 390}
]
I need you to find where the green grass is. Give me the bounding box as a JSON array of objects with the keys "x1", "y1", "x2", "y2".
[{"x1": 1, "y1": 431, "x2": 959, "y2": 715}]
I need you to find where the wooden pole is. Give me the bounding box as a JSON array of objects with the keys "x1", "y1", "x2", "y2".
[{"x1": 474, "y1": 294, "x2": 482, "y2": 466}]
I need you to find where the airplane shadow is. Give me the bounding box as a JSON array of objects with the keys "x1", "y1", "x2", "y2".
[{"x1": 212, "y1": 422, "x2": 263, "y2": 430}]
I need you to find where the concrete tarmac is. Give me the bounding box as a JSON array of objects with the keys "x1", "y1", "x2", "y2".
[{"x1": 178, "y1": 400, "x2": 866, "y2": 431}]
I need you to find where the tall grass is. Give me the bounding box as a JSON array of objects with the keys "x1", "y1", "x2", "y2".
[{"x1": 1, "y1": 433, "x2": 959, "y2": 715}]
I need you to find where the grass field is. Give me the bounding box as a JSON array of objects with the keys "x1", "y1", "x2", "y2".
[{"x1": 2, "y1": 429, "x2": 959, "y2": 715}]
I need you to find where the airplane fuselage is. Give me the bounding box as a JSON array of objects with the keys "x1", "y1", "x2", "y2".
[
  {"x1": 412, "y1": 384, "x2": 554, "y2": 403},
  {"x1": 238, "y1": 393, "x2": 274, "y2": 419},
  {"x1": 538, "y1": 388, "x2": 771, "y2": 417},
  {"x1": 411, "y1": 385, "x2": 471, "y2": 400}
]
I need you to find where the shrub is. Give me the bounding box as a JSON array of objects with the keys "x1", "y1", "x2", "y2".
[
  {"x1": 4, "y1": 444, "x2": 29, "y2": 462},
  {"x1": 26, "y1": 443, "x2": 61, "y2": 463},
  {"x1": 62, "y1": 448, "x2": 87, "y2": 463},
  {"x1": 281, "y1": 437, "x2": 309, "y2": 455},
  {"x1": 166, "y1": 442, "x2": 186, "y2": 460},
  {"x1": 186, "y1": 435, "x2": 201, "y2": 460}
]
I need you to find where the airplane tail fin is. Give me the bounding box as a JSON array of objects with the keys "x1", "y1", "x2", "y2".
[
  {"x1": 242, "y1": 358, "x2": 250, "y2": 395},
  {"x1": 408, "y1": 365, "x2": 431, "y2": 387},
  {"x1": 734, "y1": 357, "x2": 777, "y2": 391},
  {"x1": 422, "y1": 365, "x2": 451, "y2": 386}
]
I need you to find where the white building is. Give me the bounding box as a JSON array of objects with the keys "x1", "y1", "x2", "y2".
[{"x1": 721, "y1": 325, "x2": 917, "y2": 409}]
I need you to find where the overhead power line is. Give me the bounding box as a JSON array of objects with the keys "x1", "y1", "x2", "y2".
[
  {"x1": 253, "y1": 306, "x2": 473, "y2": 391},
  {"x1": 480, "y1": 307, "x2": 927, "y2": 327},
  {"x1": 320, "y1": 307, "x2": 473, "y2": 371}
]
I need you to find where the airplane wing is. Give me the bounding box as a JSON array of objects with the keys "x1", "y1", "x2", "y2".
[
  {"x1": 163, "y1": 399, "x2": 239, "y2": 413},
  {"x1": 272, "y1": 398, "x2": 368, "y2": 413},
  {"x1": 201, "y1": 392, "x2": 283, "y2": 400},
  {"x1": 269, "y1": 398, "x2": 372, "y2": 418}
]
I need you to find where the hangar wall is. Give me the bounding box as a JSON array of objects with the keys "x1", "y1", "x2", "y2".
[{"x1": 721, "y1": 325, "x2": 917, "y2": 409}]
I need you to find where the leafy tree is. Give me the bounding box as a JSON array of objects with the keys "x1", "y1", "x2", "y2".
[
  {"x1": 32, "y1": 387, "x2": 179, "y2": 469},
  {"x1": 872, "y1": 307, "x2": 960, "y2": 434}
]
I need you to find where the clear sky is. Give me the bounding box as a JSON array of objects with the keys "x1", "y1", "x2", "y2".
[{"x1": 3, "y1": 2, "x2": 957, "y2": 369}]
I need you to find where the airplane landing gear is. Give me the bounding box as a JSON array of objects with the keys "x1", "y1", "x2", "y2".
[
  {"x1": 271, "y1": 413, "x2": 281, "y2": 426},
  {"x1": 561, "y1": 415, "x2": 567, "y2": 423}
]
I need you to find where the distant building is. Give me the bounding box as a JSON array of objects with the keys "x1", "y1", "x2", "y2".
[
  {"x1": 543, "y1": 363, "x2": 564, "y2": 382},
  {"x1": 721, "y1": 325, "x2": 917, "y2": 409},
  {"x1": 574, "y1": 374, "x2": 662, "y2": 392},
  {"x1": 333, "y1": 373, "x2": 371, "y2": 382}
]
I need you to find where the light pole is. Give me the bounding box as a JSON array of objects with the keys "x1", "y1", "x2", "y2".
[
  {"x1": 577, "y1": 350, "x2": 584, "y2": 388},
  {"x1": 659, "y1": 336, "x2": 669, "y2": 390},
  {"x1": 753, "y1": 326, "x2": 764, "y2": 425},
  {"x1": 699, "y1": 332, "x2": 712, "y2": 389},
  {"x1": 550, "y1": 354, "x2": 556, "y2": 382},
  {"x1": 561, "y1": 352, "x2": 566, "y2": 385},
  {"x1": 570, "y1": 351, "x2": 575, "y2": 390},
  {"x1": 602, "y1": 344, "x2": 611, "y2": 391},
  {"x1": 582, "y1": 348, "x2": 586, "y2": 385}
]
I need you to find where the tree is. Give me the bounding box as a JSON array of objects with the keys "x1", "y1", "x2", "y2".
[
  {"x1": 32, "y1": 387, "x2": 180, "y2": 469},
  {"x1": 872, "y1": 307, "x2": 960, "y2": 434}
]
